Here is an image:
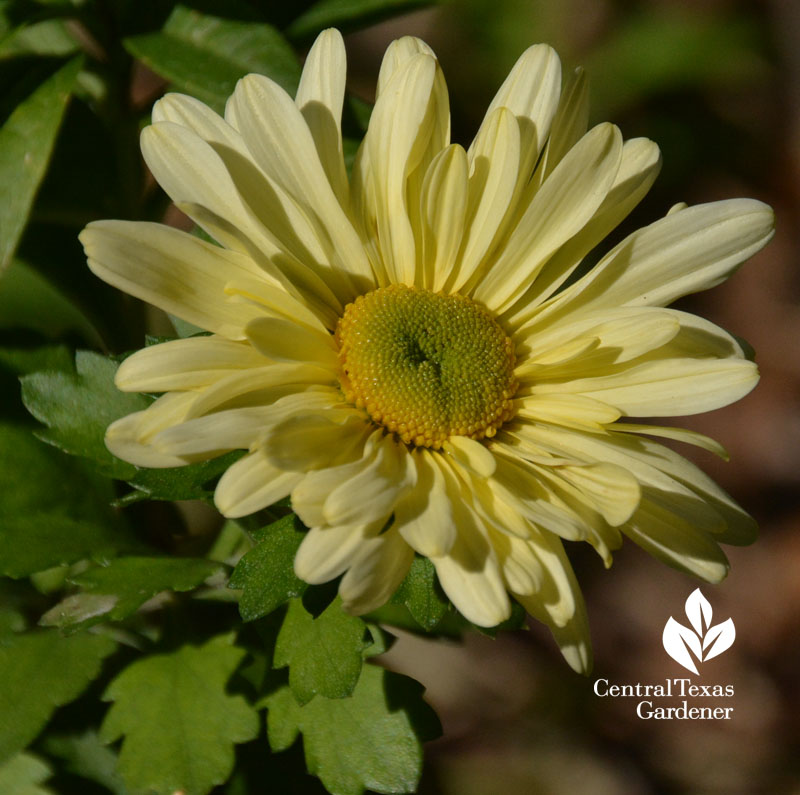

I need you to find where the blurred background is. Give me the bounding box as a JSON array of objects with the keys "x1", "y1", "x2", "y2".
[
  {"x1": 347, "y1": 2, "x2": 800, "y2": 793},
  {"x1": 2, "y1": 0, "x2": 798, "y2": 792}
]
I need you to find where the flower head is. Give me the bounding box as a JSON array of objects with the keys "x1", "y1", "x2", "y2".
[{"x1": 80, "y1": 30, "x2": 774, "y2": 672}]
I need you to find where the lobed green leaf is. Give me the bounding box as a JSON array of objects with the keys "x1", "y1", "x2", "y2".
[
  {"x1": 20, "y1": 350, "x2": 149, "y2": 479},
  {"x1": 390, "y1": 556, "x2": 449, "y2": 632},
  {"x1": 0, "y1": 751, "x2": 51, "y2": 795},
  {"x1": 0, "y1": 630, "x2": 116, "y2": 764},
  {"x1": 40, "y1": 556, "x2": 223, "y2": 633},
  {"x1": 274, "y1": 597, "x2": 369, "y2": 705},
  {"x1": 229, "y1": 514, "x2": 308, "y2": 622},
  {"x1": 101, "y1": 634, "x2": 259, "y2": 795},
  {"x1": 263, "y1": 665, "x2": 441, "y2": 795},
  {"x1": 124, "y1": 450, "x2": 244, "y2": 503}
]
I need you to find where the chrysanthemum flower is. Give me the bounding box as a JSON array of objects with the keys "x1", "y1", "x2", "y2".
[{"x1": 80, "y1": 30, "x2": 774, "y2": 672}]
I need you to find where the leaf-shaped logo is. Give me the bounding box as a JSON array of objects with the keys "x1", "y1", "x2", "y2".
[{"x1": 662, "y1": 588, "x2": 735, "y2": 674}]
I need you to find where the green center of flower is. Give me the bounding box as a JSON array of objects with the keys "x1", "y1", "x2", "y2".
[{"x1": 335, "y1": 284, "x2": 517, "y2": 448}]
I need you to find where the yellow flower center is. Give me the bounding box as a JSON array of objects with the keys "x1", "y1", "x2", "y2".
[{"x1": 335, "y1": 284, "x2": 517, "y2": 449}]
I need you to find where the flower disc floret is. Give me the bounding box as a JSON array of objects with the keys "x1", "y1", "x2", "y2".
[{"x1": 335, "y1": 284, "x2": 518, "y2": 448}]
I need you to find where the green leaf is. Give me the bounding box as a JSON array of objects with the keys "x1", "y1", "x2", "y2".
[
  {"x1": 391, "y1": 556, "x2": 449, "y2": 632},
  {"x1": 0, "y1": 752, "x2": 51, "y2": 795},
  {"x1": 40, "y1": 557, "x2": 223, "y2": 633},
  {"x1": 0, "y1": 18, "x2": 79, "y2": 59},
  {"x1": 274, "y1": 598, "x2": 368, "y2": 705},
  {"x1": 125, "y1": 6, "x2": 301, "y2": 114},
  {"x1": 229, "y1": 514, "x2": 308, "y2": 622},
  {"x1": 0, "y1": 630, "x2": 116, "y2": 764},
  {"x1": 264, "y1": 665, "x2": 441, "y2": 795},
  {"x1": 0, "y1": 258, "x2": 103, "y2": 345},
  {"x1": 101, "y1": 635, "x2": 259, "y2": 795},
  {"x1": 20, "y1": 350, "x2": 149, "y2": 479},
  {"x1": 42, "y1": 730, "x2": 127, "y2": 795},
  {"x1": 125, "y1": 450, "x2": 244, "y2": 503},
  {"x1": 0, "y1": 423, "x2": 134, "y2": 578},
  {"x1": 0, "y1": 56, "x2": 81, "y2": 273},
  {"x1": 288, "y1": 0, "x2": 431, "y2": 40}
]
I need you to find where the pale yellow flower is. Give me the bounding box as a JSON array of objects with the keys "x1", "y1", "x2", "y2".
[{"x1": 80, "y1": 30, "x2": 774, "y2": 672}]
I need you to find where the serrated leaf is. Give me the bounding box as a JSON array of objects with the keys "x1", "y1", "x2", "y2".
[
  {"x1": 229, "y1": 514, "x2": 308, "y2": 622},
  {"x1": 125, "y1": 6, "x2": 300, "y2": 114},
  {"x1": 264, "y1": 665, "x2": 441, "y2": 795},
  {"x1": 125, "y1": 450, "x2": 244, "y2": 503},
  {"x1": 0, "y1": 630, "x2": 116, "y2": 764},
  {"x1": 0, "y1": 751, "x2": 51, "y2": 795},
  {"x1": 0, "y1": 56, "x2": 81, "y2": 272},
  {"x1": 101, "y1": 635, "x2": 259, "y2": 795},
  {"x1": 391, "y1": 557, "x2": 449, "y2": 632},
  {"x1": 40, "y1": 557, "x2": 223, "y2": 633},
  {"x1": 0, "y1": 423, "x2": 134, "y2": 578},
  {"x1": 287, "y1": 0, "x2": 431, "y2": 40},
  {"x1": 42, "y1": 730, "x2": 127, "y2": 795},
  {"x1": 20, "y1": 350, "x2": 149, "y2": 479},
  {"x1": 274, "y1": 598, "x2": 368, "y2": 705}
]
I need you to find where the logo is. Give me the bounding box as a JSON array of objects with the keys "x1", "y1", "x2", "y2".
[{"x1": 662, "y1": 588, "x2": 736, "y2": 675}]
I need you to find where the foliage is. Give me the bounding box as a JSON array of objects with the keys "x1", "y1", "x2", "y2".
[
  {"x1": 0, "y1": 0, "x2": 772, "y2": 792},
  {"x1": 0, "y1": 1, "x2": 451, "y2": 792}
]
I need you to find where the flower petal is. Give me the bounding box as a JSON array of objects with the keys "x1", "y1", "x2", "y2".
[
  {"x1": 261, "y1": 405, "x2": 371, "y2": 474},
  {"x1": 105, "y1": 392, "x2": 196, "y2": 468},
  {"x1": 364, "y1": 53, "x2": 437, "y2": 285},
  {"x1": 395, "y1": 451, "x2": 456, "y2": 556},
  {"x1": 443, "y1": 436, "x2": 496, "y2": 478},
  {"x1": 339, "y1": 525, "x2": 415, "y2": 615},
  {"x1": 230, "y1": 74, "x2": 373, "y2": 289},
  {"x1": 152, "y1": 407, "x2": 274, "y2": 459},
  {"x1": 430, "y1": 465, "x2": 511, "y2": 627},
  {"x1": 625, "y1": 492, "x2": 730, "y2": 582},
  {"x1": 506, "y1": 136, "x2": 662, "y2": 323},
  {"x1": 294, "y1": 521, "x2": 383, "y2": 584},
  {"x1": 471, "y1": 123, "x2": 623, "y2": 311},
  {"x1": 186, "y1": 365, "x2": 337, "y2": 419},
  {"x1": 81, "y1": 221, "x2": 266, "y2": 339},
  {"x1": 115, "y1": 336, "x2": 268, "y2": 392},
  {"x1": 536, "y1": 198, "x2": 775, "y2": 322},
  {"x1": 514, "y1": 394, "x2": 621, "y2": 431},
  {"x1": 533, "y1": 356, "x2": 758, "y2": 417},
  {"x1": 245, "y1": 317, "x2": 338, "y2": 369},
  {"x1": 295, "y1": 29, "x2": 349, "y2": 207},
  {"x1": 473, "y1": 43, "x2": 561, "y2": 196},
  {"x1": 322, "y1": 434, "x2": 414, "y2": 526},
  {"x1": 421, "y1": 144, "x2": 469, "y2": 290},
  {"x1": 214, "y1": 449, "x2": 302, "y2": 518}
]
